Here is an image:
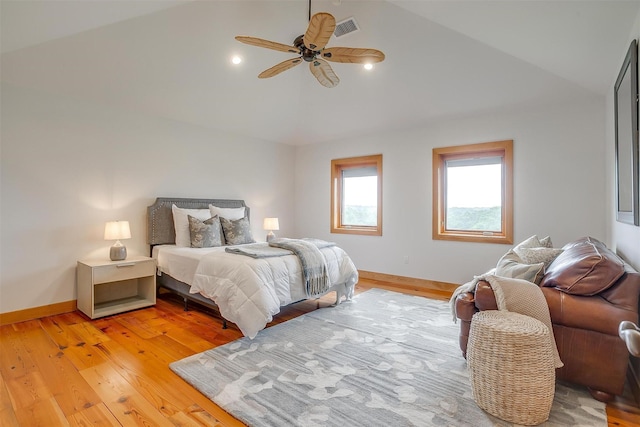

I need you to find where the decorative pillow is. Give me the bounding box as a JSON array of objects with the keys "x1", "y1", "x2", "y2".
[
  {"x1": 513, "y1": 247, "x2": 563, "y2": 269},
  {"x1": 539, "y1": 236, "x2": 553, "y2": 248},
  {"x1": 172, "y1": 205, "x2": 212, "y2": 247},
  {"x1": 220, "y1": 217, "x2": 255, "y2": 245},
  {"x1": 541, "y1": 240, "x2": 625, "y2": 295},
  {"x1": 514, "y1": 235, "x2": 543, "y2": 250},
  {"x1": 209, "y1": 205, "x2": 246, "y2": 221},
  {"x1": 495, "y1": 250, "x2": 545, "y2": 284},
  {"x1": 188, "y1": 215, "x2": 223, "y2": 248}
]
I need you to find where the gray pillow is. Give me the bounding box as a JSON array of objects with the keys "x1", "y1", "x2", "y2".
[
  {"x1": 515, "y1": 235, "x2": 543, "y2": 250},
  {"x1": 539, "y1": 236, "x2": 553, "y2": 248},
  {"x1": 188, "y1": 215, "x2": 223, "y2": 248},
  {"x1": 221, "y1": 217, "x2": 255, "y2": 245},
  {"x1": 513, "y1": 246, "x2": 563, "y2": 269},
  {"x1": 495, "y1": 250, "x2": 545, "y2": 284}
]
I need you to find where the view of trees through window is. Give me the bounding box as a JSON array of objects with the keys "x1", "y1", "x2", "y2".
[
  {"x1": 433, "y1": 140, "x2": 512, "y2": 244},
  {"x1": 342, "y1": 175, "x2": 377, "y2": 226},
  {"x1": 445, "y1": 161, "x2": 502, "y2": 232},
  {"x1": 331, "y1": 154, "x2": 382, "y2": 236}
]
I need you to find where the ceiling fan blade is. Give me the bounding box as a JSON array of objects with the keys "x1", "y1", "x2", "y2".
[
  {"x1": 309, "y1": 58, "x2": 339, "y2": 88},
  {"x1": 321, "y1": 47, "x2": 386, "y2": 64},
  {"x1": 235, "y1": 36, "x2": 299, "y2": 54},
  {"x1": 304, "y1": 12, "x2": 336, "y2": 51},
  {"x1": 258, "y1": 58, "x2": 303, "y2": 79}
]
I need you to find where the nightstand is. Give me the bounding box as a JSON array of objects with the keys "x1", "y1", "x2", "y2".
[{"x1": 77, "y1": 255, "x2": 156, "y2": 319}]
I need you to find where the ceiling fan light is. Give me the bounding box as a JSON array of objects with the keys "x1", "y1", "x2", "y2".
[
  {"x1": 231, "y1": 56, "x2": 242, "y2": 65},
  {"x1": 364, "y1": 63, "x2": 373, "y2": 71}
]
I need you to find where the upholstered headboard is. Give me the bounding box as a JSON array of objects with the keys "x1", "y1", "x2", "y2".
[{"x1": 147, "y1": 197, "x2": 249, "y2": 246}]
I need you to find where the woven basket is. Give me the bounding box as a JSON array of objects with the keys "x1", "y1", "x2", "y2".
[{"x1": 467, "y1": 310, "x2": 556, "y2": 425}]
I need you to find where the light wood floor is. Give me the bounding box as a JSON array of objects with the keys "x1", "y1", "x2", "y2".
[{"x1": 1, "y1": 279, "x2": 639, "y2": 426}]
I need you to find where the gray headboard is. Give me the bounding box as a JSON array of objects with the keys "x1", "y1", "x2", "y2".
[{"x1": 147, "y1": 197, "x2": 249, "y2": 246}]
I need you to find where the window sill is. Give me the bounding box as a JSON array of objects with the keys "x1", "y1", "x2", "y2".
[
  {"x1": 331, "y1": 227, "x2": 382, "y2": 236},
  {"x1": 433, "y1": 231, "x2": 512, "y2": 244}
]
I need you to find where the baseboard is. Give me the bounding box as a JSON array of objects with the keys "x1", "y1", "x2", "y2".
[
  {"x1": 358, "y1": 270, "x2": 457, "y2": 298},
  {"x1": 0, "y1": 272, "x2": 457, "y2": 326},
  {"x1": 0, "y1": 300, "x2": 77, "y2": 326}
]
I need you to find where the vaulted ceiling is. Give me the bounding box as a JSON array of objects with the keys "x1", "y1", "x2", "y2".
[{"x1": 2, "y1": 1, "x2": 639, "y2": 145}]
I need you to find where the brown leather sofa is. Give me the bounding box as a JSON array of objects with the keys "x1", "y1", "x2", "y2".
[{"x1": 455, "y1": 237, "x2": 640, "y2": 402}]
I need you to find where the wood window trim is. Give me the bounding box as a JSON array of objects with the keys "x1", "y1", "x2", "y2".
[
  {"x1": 432, "y1": 140, "x2": 513, "y2": 244},
  {"x1": 331, "y1": 154, "x2": 383, "y2": 236}
]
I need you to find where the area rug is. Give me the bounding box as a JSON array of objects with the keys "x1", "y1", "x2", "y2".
[{"x1": 170, "y1": 289, "x2": 607, "y2": 426}]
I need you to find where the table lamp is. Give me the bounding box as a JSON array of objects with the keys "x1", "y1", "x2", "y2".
[
  {"x1": 104, "y1": 220, "x2": 131, "y2": 261},
  {"x1": 263, "y1": 217, "x2": 279, "y2": 242}
]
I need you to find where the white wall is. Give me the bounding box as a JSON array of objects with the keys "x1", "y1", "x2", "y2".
[
  {"x1": 0, "y1": 83, "x2": 296, "y2": 313},
  {"x1": 294, "y1": 99, "x2": 606, "y2": 286},
  {"x1": 607, "y1": 10, "x2": 640, "y2": 270},
  {"x1": 0, "y1": 80, "x2": 618, "y2": 313}
]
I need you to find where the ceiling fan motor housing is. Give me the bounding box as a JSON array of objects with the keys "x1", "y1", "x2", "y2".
[{"x1": 294, "y1": 34, "x2": 318, "y2": 62}]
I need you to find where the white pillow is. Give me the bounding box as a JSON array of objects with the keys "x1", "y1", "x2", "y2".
[
  {"x1": 209, "y1": 205, "x2": 246, "y2": 221},
  {"x1": 172, "y1": 204, "x2": 212, "y2": 247}
]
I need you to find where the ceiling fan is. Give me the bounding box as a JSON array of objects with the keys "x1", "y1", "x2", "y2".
[{"x1": 235, "y1": 5, "x2": 385, "y2": 88}]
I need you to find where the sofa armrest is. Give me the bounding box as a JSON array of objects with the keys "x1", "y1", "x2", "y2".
[
  {"x1": 600, "y1": 265, "x2": 640, "y2": 311},
  {"x1": 474, "y1": 280, "x2": 499, "y2": 311},
  {"x1": 454, "y1": 291, "x2": 477, "y2": 322},
  {"x1": 454, "y1": 291, "x2": 478, "y2": 358}
]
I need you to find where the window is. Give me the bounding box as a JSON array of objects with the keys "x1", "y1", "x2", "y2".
[
  {"x1": 331, "y1": 154, "x2": 382, "y2": 236},
  {"x1": 433, "y1": 140, "x2": 513, "y2": 244}
]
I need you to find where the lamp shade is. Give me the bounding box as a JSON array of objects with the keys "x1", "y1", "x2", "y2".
[
  {"x1": 263, "y1": 217, "x2": 280, "y2": 231},
  {"x1": 104, "y1": 221, "x2": 131, "y2": 241}
]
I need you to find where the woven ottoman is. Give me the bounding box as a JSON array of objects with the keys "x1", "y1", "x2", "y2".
[{"x1": 467, "y1": 310, "x2": 556, "y2": 425}]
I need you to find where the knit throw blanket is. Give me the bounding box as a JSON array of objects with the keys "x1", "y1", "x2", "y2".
[
  {"x1": 451, "y1": 273, "x2": 563, "y2": 368},
  {"x1": 269, "y1": 238, "x2": 331, "y2": 298}
]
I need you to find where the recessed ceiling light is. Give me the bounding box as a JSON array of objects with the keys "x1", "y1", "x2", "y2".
[
  {"x1": 364, "y1": 63, "x2": 373, "y2": 71},
  {"x1": 231, "y1": 56, "x2": 242, "y2": 65}
]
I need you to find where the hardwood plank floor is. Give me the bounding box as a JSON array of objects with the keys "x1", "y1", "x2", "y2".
[{"x1": 1, "y1": 279, "x2": 638, "y2": 426}]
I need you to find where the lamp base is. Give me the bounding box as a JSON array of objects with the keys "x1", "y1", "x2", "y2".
[
  {"x1": 110, "y1": 245, "x2": 127, "y2": 261},
  {"x1": 266, "y1": 231, "x2": 276, "y2": 242}
]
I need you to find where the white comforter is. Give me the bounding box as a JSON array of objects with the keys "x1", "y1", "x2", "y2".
[{"x1": 189, "y1": 245, "x2": 358, "y2": 338}]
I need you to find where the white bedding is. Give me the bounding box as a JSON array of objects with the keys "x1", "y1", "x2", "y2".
[
  {"x1": 153, "y1": 244, "x2": 222, "y2": 284},
  {"x1": 153, "y1": 244, "x2": 358, "y2": 338}
]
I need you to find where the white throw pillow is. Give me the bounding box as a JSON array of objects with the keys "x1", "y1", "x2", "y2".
[
  {"x1": 209, "y1": 205, "x2": 246, "y2": 221},
  {"x1": 172, "y1": 204, "x2": 212, "y2": 247}
]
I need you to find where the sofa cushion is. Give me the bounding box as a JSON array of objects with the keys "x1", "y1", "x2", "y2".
[{"x1": 540, "y1": 239, "x2": 625, "y2": 296}]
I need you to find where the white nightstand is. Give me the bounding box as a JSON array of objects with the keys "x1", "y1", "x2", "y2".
[{"x1": 77, "y1": 255, "x2": 156, "y2": 319}]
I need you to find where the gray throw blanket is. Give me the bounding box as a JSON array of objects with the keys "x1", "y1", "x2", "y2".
[
  {"x1": 225, "y1": 243, "x2": 292, "y2": 258},
  {"x1": 269, "y1": 238, "x2": 332, "y2": 298},
  {"x1": 225, "y1": 239, "x2": 336, "y2": 259},
  {"x1": 298, "y1": 237, "x2": 336, "y2": 249}
]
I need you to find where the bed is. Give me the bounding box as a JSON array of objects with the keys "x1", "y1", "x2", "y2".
[{"x1": 147, "y1": 197, "x2": 359, "y2": 338}]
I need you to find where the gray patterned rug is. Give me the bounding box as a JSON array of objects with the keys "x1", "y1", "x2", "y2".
[{"x1": 170, "y1": 289, "x2": 607, "y2": 426}]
